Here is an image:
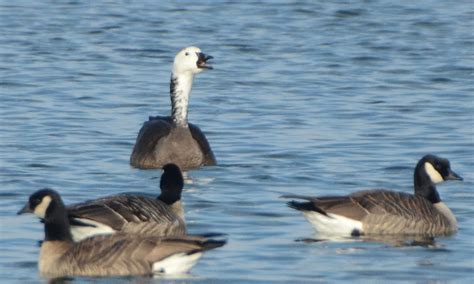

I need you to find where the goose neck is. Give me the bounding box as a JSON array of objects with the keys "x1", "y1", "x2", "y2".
[
  {"x1": 44, "y1": 206, "x2": 73, "y2": 242},
  {"x1": 170, "y1": 72, "x2": 194, "y2": 128},
  {"x1": 158, "y1": 189, "x2": 181, "y2": 205},
  {"x1": 414, "y1": 170, "x2": 441, "y2": 203}
]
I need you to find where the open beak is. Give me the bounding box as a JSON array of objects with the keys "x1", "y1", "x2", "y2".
[
  {"x1": 17, "y1": 202, "x2": 32, "y2": 215},
  {"x1": 446, "y1": 169, "x2": 463, "y2": 181},
  {"x1": 196, "y1": 52, "x2": 213, "y2": 69}
]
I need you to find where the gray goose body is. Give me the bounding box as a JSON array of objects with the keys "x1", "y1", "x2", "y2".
[
  {"x1": 130, "y1": 46, "x2": 216, "y2": 170},
  {"x1": 18, "y1": 189, "x2": 226, "y2": 277},
  {"x1": 67, "y1": 164, "x2": 186, "y2": 241},
  {"x1": 131, "y1": 116, "x2": 215, "y2": 170},
  {"x1": 284, "y1": 155, "x2": 463, "y2": 237}
]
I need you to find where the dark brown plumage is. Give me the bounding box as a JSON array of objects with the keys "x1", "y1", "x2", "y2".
[
  {"x1": 38, "y1": 234, "x2": 224, "y2": 277},
  {"x1": 130, "y1": 116, "x2": 216, "y2": 170},
  {"x1": 283, "y1": 155, "x2": 463, "y2": 237},
  {"x1": 67, "y1": 163, "x2": 186, "y2": 241},
  {"x1": 18, "y1": 188, "x2": 226, "y2": 277}
]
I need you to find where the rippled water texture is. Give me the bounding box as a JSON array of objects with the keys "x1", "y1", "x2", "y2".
[{"x1": 1, "y1": 0, "x2": 473, "y2": 283}]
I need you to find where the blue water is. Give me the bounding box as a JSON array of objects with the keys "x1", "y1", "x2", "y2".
[{"x1": 1, "y1": 0, "x2": 473, "y2": 282}]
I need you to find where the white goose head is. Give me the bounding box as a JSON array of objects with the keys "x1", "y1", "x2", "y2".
[{"x1": 172, "y1": 46, "x2": 213, "y2": 75}]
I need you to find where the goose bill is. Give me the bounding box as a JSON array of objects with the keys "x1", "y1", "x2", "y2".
[
  {"x1": 446, "y1": 169, "x2": 463, "y2": 181},
  {"x1": 196, "y1": 52, "x2": 213, "y2": 69},
  {"x1": 17, "y1": 202, "x2": 33, "y2": 215}
]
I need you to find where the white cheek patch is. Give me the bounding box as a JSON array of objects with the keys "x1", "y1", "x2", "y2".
[
  {"x1": 34, "y1": 196, "x2": 52, "y2": 219},
  {"x1": 424, "y1": 162, "x2": 444, "y2": 183}
]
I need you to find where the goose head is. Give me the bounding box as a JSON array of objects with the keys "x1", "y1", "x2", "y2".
[
  {"x1": 159, "y1": 163, "x2": 184, "y2": 205},
  {"x1": 17, "y1": 188, "x2": 63, "y2": 220},
  {"x1": 417, "y1": 155, "x2": 463, "y2": 184},
  {"x1": 172, "y1": 46, "x2": 213, "y2": 75}
]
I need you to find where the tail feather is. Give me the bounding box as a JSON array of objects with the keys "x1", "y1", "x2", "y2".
[
  {"x1": 185, "y1": 239, "x2": 226, "y2": 256},
  {"x1": 281, "y1": 194, "x2": 315, "y2": 201},
  {"x1": 287, "y1": 201, "x2": 328, "y2": 216},
  {"x1": 200, "y1": 239, "x2": 227, "y2": 251},
  {"x1": 189, "y1": 232, "x2": 228, "y2": 239}
]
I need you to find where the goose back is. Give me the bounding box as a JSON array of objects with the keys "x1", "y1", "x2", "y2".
[
  {"x1": 351, "y1": 190, "x2": 455, "y2": 235},
  {"x1": 67, "y1": 194, "x2": 186, "y2": 241},
  {"x1": 130, "y1": 116, "x2": 216, "y2": 170}
]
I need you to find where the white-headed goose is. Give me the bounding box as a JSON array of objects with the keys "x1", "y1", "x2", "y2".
[
  {"x1": 18, "y1": 188, "x2": 226, "y2": 277},
  {"x1": 130, "y1": 46, "x2": 216, "y2": 170},
  {"x1": 67, "y1": 163, "x2": 186, "y2": 241},
  {"x1": 283, "y1": 155, "x2": 463, "y2": 237}
]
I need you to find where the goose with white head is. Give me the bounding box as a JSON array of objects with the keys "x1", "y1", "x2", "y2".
[
  {"x1": 130, "y1": 46, "x2": 216, "y2": 170},
  {"x1": 17, "y1": 189, "x2": 226, "y2": 277},
  {"x1": 282, "y1": 155, "x2": 463, "y2": 237}
]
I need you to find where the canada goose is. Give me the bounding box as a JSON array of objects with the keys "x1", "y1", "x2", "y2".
[
  {"x1": 67, "y1": 163, "x2": 186, "y2": 242},
  {"x1": 283, "y1": 155, "x2": 463, "y2": 237},
  {"x1": 18, "y1": 188, "x2": 226, "y2": 277},
  {"x1": 130, "y1": 46, "x2": 216, "y2": 170}
]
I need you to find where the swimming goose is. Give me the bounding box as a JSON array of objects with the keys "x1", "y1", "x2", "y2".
[
  {"x1": 130, "y1": 46, "x2": 216, "y2": 170},
  {"x1": 283, "y1": 155, "x2": 463, "y2": 237},
  {"x1": 67, "y1": 163, "x2": 186, "y2": 241},
  {"x1": 18, "y1": 188, "x2": 226, "y2": 277}
]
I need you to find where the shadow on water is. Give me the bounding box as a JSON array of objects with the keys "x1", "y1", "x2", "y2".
[
  {"x1": 46, "y1": 273, "x2": 204, "y2": 284},
  {"x1": 296, "y1": 234, "x2": 451, "y2": 250}
]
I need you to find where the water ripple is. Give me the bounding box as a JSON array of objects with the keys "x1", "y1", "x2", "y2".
[{"x1": 1, "y1": 0, "x2": 472, "y2": 283}]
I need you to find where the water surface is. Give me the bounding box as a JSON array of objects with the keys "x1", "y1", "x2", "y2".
[{"x1": 1, "y1": 0, "x2": 473, "y2": 283}]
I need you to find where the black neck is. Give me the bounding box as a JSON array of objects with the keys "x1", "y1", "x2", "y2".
[
  {"x1": 170, "y1": 75, "x2": 177, "y2": 101},
  {"x1": 158, "y1": 165, "x2": 184, "y2": 205},
  {"x1": 44, "y1": 202, "x2": 73, "y2": 242},
  {"x1": 158, "y1": 190, "x2": 181, "y2": 205},
  {"x1": 414, "y1": 168, "x2": 441, "y2": 203}
]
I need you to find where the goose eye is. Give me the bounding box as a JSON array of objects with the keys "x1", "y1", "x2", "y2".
[{"x1": 185, "y1": 52, "x2": 189, "y2": 56}]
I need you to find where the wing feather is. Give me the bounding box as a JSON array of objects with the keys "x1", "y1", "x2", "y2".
[
  {"x1": 130, "y1": 118, "x2": 172, "y2": 168},
  {"x1": 67, "y1": 195, "x2": 186, "y2": 236},
  {"x1": 60, "y1": 235, "x2": 225, "y2": 276},
  {"x1": 188, "y1": 123, "x2": 216, "y2": 166}
]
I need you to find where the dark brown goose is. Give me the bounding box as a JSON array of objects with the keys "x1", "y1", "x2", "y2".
[
  {"x1": 283, "y1": 155, "x2": 463, "y2": 237},
  {"x1": 67, "y1": 163, "x2": 186, "y2": 241},
  {"x1": 130, "y1": 46, "x2": 216, "y2": 170},
  {"x1": 17, "y1": 188, "x2": 226, "y2": 277}
]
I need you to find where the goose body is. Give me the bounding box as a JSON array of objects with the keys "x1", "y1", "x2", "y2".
[
  {"x1": 37, "y1": 235, "x2": 223, "y2": 277},
  {"x1": 67, "y1": 164, "x2": 186, "y2": 241},
  {"x1": 18, "y1": 189, "x2": 225, "y2": 277},
  {"x1": 130, "y1": 46, "x2": 216, "y2": 170},
  {"x1": 283, "y1": 155, "x2": 463, "y2": 237}
]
